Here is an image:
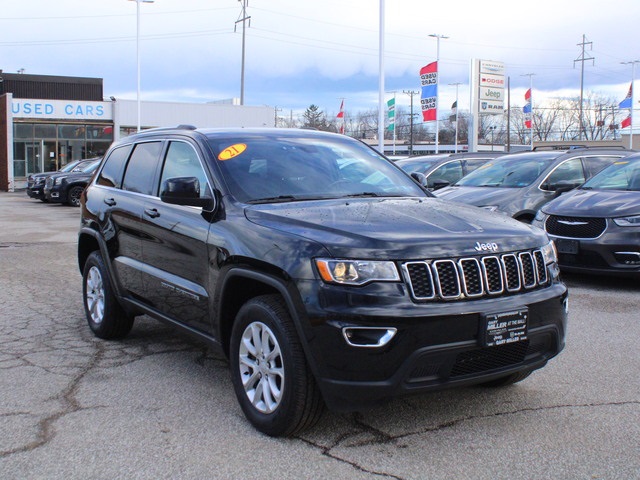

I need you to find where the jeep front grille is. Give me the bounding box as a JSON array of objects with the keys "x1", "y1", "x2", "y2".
[{"x1": 402, "y1": 249, "x2": 548, "y2": 302}]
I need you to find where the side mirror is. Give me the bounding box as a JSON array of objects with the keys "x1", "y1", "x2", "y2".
[
  {"x1": 410, "y1": 171, "x2": 428, "y2": 188},
  {"x1": 160, "y1": 177, "x2": 213, "y2": 208},
  {"x1": 546, "y1": 180, "x2": 580, "y2": 194}
]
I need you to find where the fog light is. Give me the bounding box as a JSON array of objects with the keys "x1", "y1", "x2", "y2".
[{"x1": 342, "y1": 327, "x2": 397, "y2": 348}]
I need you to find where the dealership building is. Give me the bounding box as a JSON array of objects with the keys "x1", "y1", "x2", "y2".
[{"x1": 0, "y1": 71, "x2": 275, "y2": 191}]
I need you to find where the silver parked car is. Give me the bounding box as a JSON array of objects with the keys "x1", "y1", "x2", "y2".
[{"x1": 434, "y1": 147, "x2": 635, "y2": 223}]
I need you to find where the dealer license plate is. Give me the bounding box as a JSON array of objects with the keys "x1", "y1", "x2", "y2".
[
  {"x1": 555, "y1": 238, "x2": 579, "y2": 254},
  {"x1": 483, "y1": 309, "x2": 528, "y2": 347}
]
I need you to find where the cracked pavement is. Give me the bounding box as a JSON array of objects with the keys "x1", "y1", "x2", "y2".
[{"x1": 1, "y1": 191, "x2": 639, "y2": 479}]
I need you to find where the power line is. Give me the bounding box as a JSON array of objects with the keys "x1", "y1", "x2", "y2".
[{"x1": 574, "y1": 34, "x2": 595, "y2": 140}]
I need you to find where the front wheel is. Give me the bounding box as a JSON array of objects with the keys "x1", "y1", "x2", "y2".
[
  {"x1": 67, "y1": 185, "x2": 84, "y2": 207},
  {"x1": 82, "y1": 251, "x2": 134, "y2": 339},
  {"x1": 229, "y1": 295, "x2": 324, "y2": 437}
]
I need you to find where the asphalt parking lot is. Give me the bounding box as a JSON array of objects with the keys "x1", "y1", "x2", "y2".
[{"x1": 1, "y1": 191, "x2": 639, "y2": 480}]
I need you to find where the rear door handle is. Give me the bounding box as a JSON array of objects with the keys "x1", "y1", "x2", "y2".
[
  {"x1": 104, "y1": 198, "x2": 116, "y2": 206},
  {"x1": 144, "y1": 208, "x2": 160, "y2": 218}
]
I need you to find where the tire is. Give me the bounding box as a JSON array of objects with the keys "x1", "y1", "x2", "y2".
[
  {"x1": 67, "y1": 185, "x2": 84, "y2": 207},
  {"x1": 480, "y1": 370, "x2": 532, "y2": 387},
  {"x1": 229, "y1": 294, "x2": 325, "y2": 437},
  {"x1": 82, "y1": 251, "x2": 134, "y2": 339}
]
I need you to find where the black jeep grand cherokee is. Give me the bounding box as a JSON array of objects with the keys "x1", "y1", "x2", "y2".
[{"x1": 78, "y1": 127, "x2": 567, "y2": 436}]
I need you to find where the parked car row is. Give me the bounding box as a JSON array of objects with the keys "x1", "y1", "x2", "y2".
[
  {"x1": 396, "y1": 147, "x2": 638, "y2": 278},
  {"x1": 26, "y1": 158, "x2": 101, "y2": 206}
]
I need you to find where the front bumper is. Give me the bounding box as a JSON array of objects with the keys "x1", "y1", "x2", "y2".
[
  {"x1": 27, "y1": 186, "x2": 45, "y2": 200},
  {"x1": 44, "y1": 185, "x2": 67, "y2": 204},
  {"x1": 299, "y1": 280, "x2": 568, "y2": 411},
  {"x1": 550, "y1": 229, "x2": 640, "y2": 277}
]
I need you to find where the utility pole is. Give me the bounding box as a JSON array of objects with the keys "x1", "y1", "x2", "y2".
[
  {"x1": 428, "y1": 33, "x2": 448, "y2": 154},
  {"x1": 574, "y1": 35, "x2": 594, "y2": 141},
  {"x1": 403, "y1": 90, "x2": 420, "y2": 155},
  {"x1": 235, "y1": 0, "x2": 251, "y2": 106}
]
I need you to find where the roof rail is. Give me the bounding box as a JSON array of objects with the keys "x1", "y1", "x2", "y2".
[
  {"x1": 533, "y1": 144, "x2": 628, "y2": 151},
  {"x1": 136, "y1": 124, "x2": 198, "y2": 133}
]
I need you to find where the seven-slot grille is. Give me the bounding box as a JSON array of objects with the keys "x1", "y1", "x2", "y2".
[{"x1": 402, "y1": 249, "x2": 548, "y2": 301}]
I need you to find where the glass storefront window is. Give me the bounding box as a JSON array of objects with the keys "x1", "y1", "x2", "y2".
[
  {"x1": 34, "y1": 124, "x2": 56, "y2": 138},
  {"x1": 14, "y1": 124, "x2": 34, "y2": 139},
  {"x1": 13, "y1": 122, "x2": 114, "y2": 177}
]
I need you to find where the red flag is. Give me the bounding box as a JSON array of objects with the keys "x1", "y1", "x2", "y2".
[
  {"x1": 524, "y1": 119, "x2": 532, "y2": 129},
  {"x1": 336, "y1": 100, "x2": 344, "y2": 118},
  {"x1": 524, "y1": 88, "x2": 531, "y2": 102},
  {"x1": 420, "y1": 61, "x2": 438, "y2": 122},
  {"x1": 621, "y1": 115, "x2": 632, "y2": 129}
]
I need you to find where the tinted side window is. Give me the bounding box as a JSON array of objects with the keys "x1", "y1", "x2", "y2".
[
  {"x1": 582, "y1": 155, "x2": 621, "y2": 177},
  {"x1": 97, "y1": 145, "x2": 132, "y2": 188},
  {"x1": 427, "y1": 161, "x2": 462, "y2": 188},
  {"x1": 544, "y1": 158, "x2": 586, "y2": 189},
  {"x1": 464, "y1": 158, "x2": 490, "y2": 175},
  {"x1": 122, "y1": 142, "x2": 162, "y2": 195},
  {"x1": 159, "y1": 141, "x2": 210, "y2": 198}
]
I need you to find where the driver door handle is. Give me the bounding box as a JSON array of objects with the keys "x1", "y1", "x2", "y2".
[
  {"x1": 144, "y1": 208, "x2": 160, "y2": 218},
  {"x1": 104, "y1": 198, "x2": 116, "y2": 206}
]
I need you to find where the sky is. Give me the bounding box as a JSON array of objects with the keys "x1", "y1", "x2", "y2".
[{"x1": 2, "y1": 0, "x2": 640, "y2": 120}]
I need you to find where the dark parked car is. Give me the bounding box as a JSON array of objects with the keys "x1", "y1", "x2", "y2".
[
  {"x1": 533, "y1": 154, "x2": 640, "y2": 276},
  {"x1": 78, "y1": 126, "x2": 567, "y2": 436},
  {"x1": 396, "y1": 152, "x2": 499, "y2": 190},
  {"x1": 44, "y1": 158, "x2": 101, "y2": 206},
  {"x1": 26, "y1": 159, "x2": 85, "y2": 202},
  {"x1": 434, "y1": 147, "x2": 635, "y2": 223}
]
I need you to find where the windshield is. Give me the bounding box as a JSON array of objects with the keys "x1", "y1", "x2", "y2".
[
  {"x1": 456, "y1": 154, "x2": 556, "y2": 188},
  {"x1": 207, "y1": 132, "x2": 426, "y2": 203},
  {"x1": 581, "y1": 158, "x2": 640, "y2": 191},
  {"x1": 60, "y1": 160, "x2": 81, "y2": 173}
]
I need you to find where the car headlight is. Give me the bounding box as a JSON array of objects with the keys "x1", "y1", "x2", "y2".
[
  {"x1": 613, "y1": 215, "x2": 640, "y2": 227},
  {"x1": 315, "y1": 259, "x2": 400, "y2": 285},
  {"x1": 54, "y1": 176, "x2": 66, "y2": 185},
  {"x1": 541, "y1": 241, "x2": 557, "y2": 265}
]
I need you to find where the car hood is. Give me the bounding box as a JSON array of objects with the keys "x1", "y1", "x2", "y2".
[
  {"x1": 244, "y1": 197, "x2": 547, "y2": 259},
  {"x1": 542, "y1": 189, "x2": 640, "y2": 218},
  {"x1": 434, "y1": 185, "x2": 524, "y2": 207}
]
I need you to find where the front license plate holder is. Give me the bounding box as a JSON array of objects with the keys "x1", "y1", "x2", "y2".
[
  {"x1": 482, "y1": 309, "x2": 528, "y2": 347},
  {"x1": 556, "y1": 238, "x2": 579, "y2": 254}
]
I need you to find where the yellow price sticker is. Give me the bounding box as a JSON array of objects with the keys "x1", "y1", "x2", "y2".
[{"x1": 218, "y1": 143, "x2": 247, "y2": 161}]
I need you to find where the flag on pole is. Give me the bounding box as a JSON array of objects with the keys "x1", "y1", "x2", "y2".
[
  {"x1": 419, "y1": 61, "x2": 438, "y2": 122},
  {"x1": 337, "y1": 100, "x2": 345, "y2": 133},
  {"x1": 621, "y1": 114, "x2": 632, "y2": 129},
  {"x1": 449, "y1": 101, "x2": 457, "y2": 122},
  {"x1": 523, "y1": 88, "x2": 532, "y2": 128},
  {"x1": 387, "y1": 98, "x2": 395, "y2": 132},
  {"x1": 619, "y1": 83, "x2": 633, "y2": 109}
]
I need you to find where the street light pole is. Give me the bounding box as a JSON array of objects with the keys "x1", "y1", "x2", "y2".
[
  {"x1": 448, "y1": 82, "x2": 461, "y2": 153},
  {"x1": 429, "y1": 33, "x2": 448, "y2": 154},
  {"x1": 621, "y1": 60, "x2": 640, "y2": 149},
  {"x1": 130, "y1": 0, "x2": 154, "y2": 133}
]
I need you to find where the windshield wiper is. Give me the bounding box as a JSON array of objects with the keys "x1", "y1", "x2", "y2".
[
  {"x1": 345, "y1": 192, "x2": 382, "y2": 198},
  {"x1": 247, "y1": 195, "x2": 299, "y2": 204}
]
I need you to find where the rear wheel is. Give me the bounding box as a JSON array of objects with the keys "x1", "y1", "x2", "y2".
[
  {"x1": 82, "y1": 251, "x2": 134, "y2": 339},
  {"x1": 67, "y1": 185, "x2": 84, "y2": 207},
  {"x1": 229, "y1": 294, "x2": 324, "y2": 436}
]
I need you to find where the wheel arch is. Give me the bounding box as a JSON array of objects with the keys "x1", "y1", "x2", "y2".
[
  {"x1": 78, "y1": 227, "x2": 125, "y2": 299},
  {"x1": 217, "y1": 269, "x2": 307, "y2": 360}
]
